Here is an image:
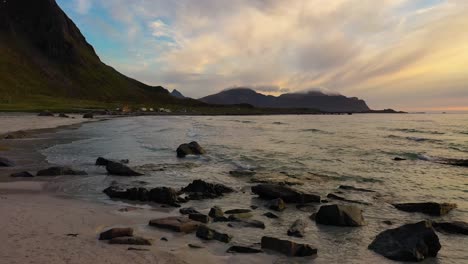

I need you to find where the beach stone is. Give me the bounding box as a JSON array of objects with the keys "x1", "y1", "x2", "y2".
[
  {"x1": 368, "y1": 221, "x2": 441, "y2": 261},
  {"x1": 99, "y1": 228, "x2": 133, "y2": 240},
  {"x1": 393, "y1": 202, "x2": 457, "y2": 216},
  {"x1": 229, "y1": 170, "x2": 256, "y2": 177},
  {"x1": 209, "y1": 206, "x2": 224, "y2": 218},
  {"x1": 228, "y1": 212, "x2": 253, "y2": 220},
  {"x1": 181, "y1": 179, "x2": 234, "y2": 199},
  {"x1": 188, "y1": 243, "x2": 204, "y2": 249},
  {"x1": 176, "y1": 141, "x2": 206, "y2": 158},
  {"x1": 227, "y1": 246, "x2": 263, "y2": 254},
  {"x1": 263, "y1": 212, "x2": 279, "y2": 219},
  {"x1": 251, "y1": 184, "x2": 320, "y2": 203},
  {"x1": 127, "y1": 247, "x2": 149, "y2": 251},
  {"x1": 0, "y1": 157, "x2": 15, "y2": 167},
  {"x1": 267, "y1": 198, "x2": 286, "y2": 211},
  {"x1": 149, "y1": 216, "x2": 200, "y2": 233},
  {"x1": 83, "y1": 113, "x2": 94, "y2": 119},
  {"x1": 228, "y1": 219, "x2": 265, "y2": 229},
  {"x1": 180, "y1": 207, "x2": 200, "y2": 215},
  {"x1": 10, "y1": 171, "x2": 34, "y2": 178},
  {"x1": 189, "y1": 213, "x2": 210, "y2": 224},
  {"x1": 432, "y1": 221, "x2": 468, "y2": 235},
  {"x1": 36, "y1": 166, "x2": 87, "y2": 176},
  {"x1": 327, "y1": 193, "x2": 371, "y2": 205},
  {"x1": 58, "y1": 113, "x2": 69, "y2": 118},
  {"x1": 315, "y1": 204, "x2": 365, "y2": 227},
  {"x1": 288, "y1": 219, "x2": 307, "y2": 237},
  {"x1": 393, "y1": 157, "x2": 407, "y2": 161},
  {"x1": 149, "y1": 187, "x2": 180, "y2": 207},
  {"x1": 225, "y1": 209, "x2": 252, "y2": 214},
  {"x1": 96, "y1": 157, "x2": 129, "y2": 166},
  {"x1": 103, "y1": 186, "x2": 128, "y2": 199},
  {"x1": 38, "y1": 111, "x2": 54, "y2": 116},
  {"x1": 106, "y1": 161, "x2": 143, "y2": 176},
  {"x1": 109, "y1": 236, "x2": 152, "y2": 246},
  {"x1": 338, "y1": 185, "x2": 376, "y2": 193},
  {"x1": 261, "y1": 236, "x2": 317, "y2": 257},
  {"x1": 196, "y1": 225, "x2": 232, "y2": 243}
]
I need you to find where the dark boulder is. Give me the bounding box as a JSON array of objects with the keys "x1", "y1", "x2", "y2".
[
  {"x1": 196, "y1": 225, "x2": 232, "y2": 243},
  {"x1": 106, "y1": 161, "x2": 143, "y2": 176},
  {"x1": 36, "y1": 166, "x2": 87, "y2": 176},
  {"x1": 263, "y1": 212, "x2": 279, "y2": 219},
  {"x1": 261, "y1": 236, "x2": 317, "y2": 257},
  {"x1": 176, "y1": 141, "x2": 206, "y2": 158},
  {"x1": 10, "y1": 171, "x2": 34, "y2": 178},
  {"x1": 368, "y1": 221, "x2": 441, "y2": 262},
  {"x1": 315, "y1": 204, "x2": 365, "y2": 227},
  {"x1": 149, "y1": 187, "x2": 181, "y2": 207},
  {"x1": 0, "y1": 157, "x2": 15, "y2": 167},
  {"x1": 227, "y1": 246, "x2": 263, "y2": 254},
  {"x1": 327, "y1": 193, "x2": 371, "y2": 205},
  {"x1": 109, "y1": 236, "x2": 152, "y2": 246},
  {"x1": 149, "y1": 217, "x2": 200, "y2": 233},
  {"x1": 208, "y1": 206, "x2": 224, "y2": 218},
  {"x1": 267, "y1": 198, "x2": 286, "y2": 211},
  {"x1": 83, "y1": 113, "x2": 94, "y2": 119},
  {"x1": 181, "y1": 179, "x2": 234, "y2": 199},
  {"x1": 189, "y1": 213, "x2": 210, "y2": 224},
  {"x1": 251, "y1": 184, "x2": 320, "y2": 203},
  {"x1": 99, "y1": 228, "x2": 133, "y2": 240},
  {"x1": 96, "y1": 157, "x2": 129, "y2": 166},
  {"x1": 179, "y1": 207, "x2": 200, "y2": 215},
  {"x1": 228, "y1": 212, "x2": 253, "y2": 221},
  {"x1": 393, "y1": 202, "x2": 457, "y2": 216},
  {"x1": 103, "y1": 186, "x2": 180, "y2": 206},
  {"x1": 38, "y1": 111, "x2": 54, "y2": 116},
  {"x1": 288, "y1": 219, "x2": 307, "y2": 237},
  {"x1": 225, "y1": 209, "x2": 252, "y2": 214},
  {"x1": 432, "y1": 221, "x2": 468, "y2": 235},
  {"x1": 228, "y1": 219, "x2": 265, "y2": 229},
  {"x1": 393, "y1": 157, "x2": 407, "y2": 161}
]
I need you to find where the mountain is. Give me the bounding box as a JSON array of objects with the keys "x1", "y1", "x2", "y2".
[
  {"x1": 171, "y1": 89, "x2": 186, "y2": 99},
  {"x1": 0, "y1": 0, "x2": 184, "y2": 109},
  {"x1": 200, "y1": 88, "x2": 371, "y2": 112}
]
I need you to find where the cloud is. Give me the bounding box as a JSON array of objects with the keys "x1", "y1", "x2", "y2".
[
  {"x1": 251, "y1": 85, "x2": 290, "y2": 93},
  {"x1": 74, "y1": 0, "x2": 92, "y2": 14}
]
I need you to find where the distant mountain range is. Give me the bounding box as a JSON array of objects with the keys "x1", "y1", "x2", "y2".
[
  {"x1": 200, "y1": 88, "x2": 371, "y2": 112},
  {"x1": 171, "y1": 89, "x2": 186, "y2": 99}
]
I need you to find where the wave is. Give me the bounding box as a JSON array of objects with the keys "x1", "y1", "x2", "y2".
[
  {"x1": 300, "y1": 128, "x2": 333, "y2": 134},
  {"x1": 386, "y1": 134, "x2": 443, "y2": 144},
  {"x1": 388, "y1": 128, "x2": 445, "y2": 135},
  {"x1": 272, "y1": 122, "x2": 287, "y2": 125},
  {"x1": 229, "y1": 120, "x2": 255, "y2": 124}
]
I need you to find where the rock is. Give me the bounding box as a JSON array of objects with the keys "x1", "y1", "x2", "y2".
[
  {"x1": 188, "y1": 243, "x2": 204, "y2": 249},
  {"x1": 227, "y1": 246, "x2": 263, "y2": 254},
  {"x1": 196, "y1": 225, "x2": 232, "y2": 243},
  {"x1": 99, "y1": 228, "x2": 133, "y2": 240},
  {"x1": 267, "y1": 198, "x2": 286, "y2": 211},
  {"x1": 36, "y1": 166, "x2": 87, "y2": 176},
  {"x1": 106, "y1": 161, "x2": 143, "y2": 176},
  {"x1": 103, "y1": 186, "x2": 180, "y2": 206},
  {"x1": 3, "y1": 130, "x2": 28, "y2": 139},
  {"x1": 251, "y1": 184, "x2": 320, "y2": 203},
  {"x1": 327, "y1": 193, "x2": 371, "y2": 205},
  {"x1": 383, "y1": 220, "x2": 393, "y2": 225},
  {"x1": 393, "y1": 157, "x2": 407, "y2": 161},
  {"x1": 179, "y1": 207, "x2": 200, "y2": 215},
  {"x1": 263, "y1": 212, "x2": 279, "y2": 219},
  {"x1": 10, "y1": 171, "x2": 34, "y2": 178},
  {"x1": 208, "y1": 206, "x2": 224, "y2": 218},
  {"x1": 433, "y1": 158, "x2": 468, "y2": 167},
  {"x1": 261, "y1": 236, "x2": 317, "y2": 257},
  {"x1": 96, "y1": 157, "x2": 129, "y2": 166},
  {"x1": 83, "y1": 113, "x2": 94, "y2": 119},
  {"x1": 250, "y1": 205, "x2": 258, "y2": 210},
  {"x1": 127, "y1": 247, "x2": 149, "y2": 251},
  {"x1": 181, "y1": 180, "x2": 234, "y2": 199},
  {"x1": 432, "y1": 221, "x2": 468, "y2": 235},
  {"x1": 149, "y1": 217, "x2": 200, "y2": 233},
  {"x1": 160, "y1": 237, "x2": 168, "y2": 241},
  {"x1": 225, "y1": 209, "x2": 252, "y2": 214},
  {"x1": 229, "y1": 170, "x2": 256, "y2": 177},
  {"x1": 0, "y1": 157, "x2": 15, "y2": 167},
  {"x1": 109, "y1": 236, "x2": 152, "y2": 246},
  {"x1": 228, "y1": 212, "x2": 253, "y2": 220},
  {"x1": 315, "y1": 204, "x2": 365, "y2": 227},
  {"x1": 338, "y1": 185, "x2": 376, "y2": 193},
  {"x1": 176, "y1": 141, "x2": 206, "y2": 158},
  {"x1": 393, "y1": 202, "x2": 457, "y2": 216},
  {"x1": 228, "y1": 219, "x2": 265, "y2": 229},
  {"x1": 58, "y1": 113, "x2": 69, "y2": 118},
  {"x1": 288, "y1": 219, "x2": 307, "y2": 237},
  {"x1": 38, "y1": 111, "x2": 54, "y2": 116},
  {"x1": 189, "y1": 213, "x2": 210, "y2": 224},
  {"x1": 368, "y1": 221, "x2": 441, "y2": 262},
  {"x1": 149, "y1": 187, "x2": 181, "y2": 207}
]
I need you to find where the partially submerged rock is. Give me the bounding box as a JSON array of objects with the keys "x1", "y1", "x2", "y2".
[
  {"x1": 96, "y1": 157, "x2": 129, "y2": 166},
  {"x1": 38, "y1": 111, "x2": 54, "y2": 116},
  {"x1": 227, "y1": 246, "x2": 263, "y2": 254},
  {"x1": 83, "y1": 113, "x2": 94, "y2": 119},
  {"x1": 181, "y1": 179, "x2": 234, "y2": 199},
  {"x1": 196, "y1": 225, "x2": 232, "y2": 243},
  {"x1": 267, "y1": 198, "x2": 286, "y2": 211},
  {"x1": 109, "y1": 236, "x2": 152, "y2": 246},
  {"x1": 432, "y1": 221, "x2": 468, "y2": 235},
  {"x1": 36, "y1": 166, "x2": 87, "y2": 176},
  {"x1": 0, "y1": 157, "x2": 15, "y2": 167},
  {"x1": 103, "y1": 186, "x2": 181, "y2": 207},
  {"x1": 179, "y1": 207, "x2": 200, "y2": 215},
  {"x1": 176, "y1": 141, "x2": 206, "y2": 158},
  {"x1": 149, "y1": 216, "x2": 200, "y2": 233},
  {"x1": 208, "y1": 206, "x2": 224, "y2": 218},
  {"x1": 315, "y1": 204, "x2": 365, "y2": 227},
  {"x1": 99, "y1": 228, "x2": 133, "y2": 240},
  {"x1": 393, "y1": 202, "x2": 457, "y2": 216},
  {"x1": 288, "y1": 219, "x2": 307, "y2": 237},
  {"x1": 393, "y1": 157, "x2": 407, "y2": 161},
  {"x1": 10, "y1": 171, "x2": 34, "y2": 178},
  {"x1": 368, "y1": 221, "x2": 441, "y2": 262},
  {"x1": 229, "y1": 170, "x2": 256, "y2": 177},
  {"x1": 189, "y1": 213, "x2": 210, "y2": 224},
  {"x1": 251, "y1": 184, "x2": 320, "y2": 203},
  {"x1": 261, "y1": 236, "x2": 317, "y2": 257},
  {"x1": 106, "y1": 161, "x2": 143, "y2": 176}
]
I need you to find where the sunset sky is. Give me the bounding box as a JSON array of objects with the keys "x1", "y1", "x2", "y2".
[{"x1": 56, "y1": 0, "x2": 468, "y2": 111}]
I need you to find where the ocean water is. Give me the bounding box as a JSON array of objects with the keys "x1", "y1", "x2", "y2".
[{"x1": 42, "y1": 114, "x2": 468, "y2": 263}]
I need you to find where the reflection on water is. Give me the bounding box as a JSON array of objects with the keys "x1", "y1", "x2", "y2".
[{"x1": 42, "y1": 114, "x2": 468, "y2": 263}]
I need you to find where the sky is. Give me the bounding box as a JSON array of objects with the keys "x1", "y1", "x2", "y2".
[{"x1": 56, "y1": 0, "x2": 468, "y2": 111}]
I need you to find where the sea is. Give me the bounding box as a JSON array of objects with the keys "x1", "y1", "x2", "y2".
[{"x1": 41, "y1": 114, "x2": 468, "y2": 263}]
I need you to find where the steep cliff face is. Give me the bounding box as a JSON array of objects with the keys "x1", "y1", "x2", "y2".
[
  {"x1": 200, "y1": 88, "x2": 371, "y2": 112},
  {"x1": 0, "y1": 0, "x2": 169, "y2": 105}
]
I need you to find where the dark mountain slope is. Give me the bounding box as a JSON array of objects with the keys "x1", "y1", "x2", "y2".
[
  {"x1": 200, "y1": 88, "x2": 370, "y2": 112},
  {"x1": 171, "y1": 89, "x2": 186, "y2": 99},
  {"x1": 0, "y1": 0, "x2": 181, "y2": 108}
]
